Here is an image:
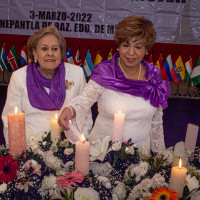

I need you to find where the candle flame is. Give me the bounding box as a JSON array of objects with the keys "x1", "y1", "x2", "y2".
[
  {"x1": 81, "y1": 134, "x2": 85, "y2": 142},
  {"x1": 15, "y1": 106, "x2": 18, "y2": 114},
  {"x1": 179, "y1": 158, "x2": 182, "y2": 168},
  {"x1": 55, "y1": 113, "x2": 58, "y2": 120}
]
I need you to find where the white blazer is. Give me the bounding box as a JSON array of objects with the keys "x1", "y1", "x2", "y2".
[{"x1": 2, "y1": 63, "x2": 93, "y2": 147}]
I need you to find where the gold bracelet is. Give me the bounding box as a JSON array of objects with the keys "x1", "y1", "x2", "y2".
[{"x1": 66, "y1": 106, "x2": 74, "y2": 118}]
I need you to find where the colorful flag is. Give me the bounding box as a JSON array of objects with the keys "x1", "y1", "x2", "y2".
[
  {"x1": 65, "y1": 48, "x2": 74, "y2": 64},
  {"x1": 94, "y1": 50, "x2": 102, "y2": 66},
  {"x1": 185, "y1": 58, "x2": 193, "y2": 87},
  {"x1": 0, "y1": 46, "x2": 7, "y2": 72},
  {"x1": 148, "y1": 53, "x2": 153, "y2": 64},
  {"x1": 74, "y1": 49, "x2": 82, "y2": 66},
  {"x1": 83, "y1": 50, "x2": 94, "y2": 77},
  {"x1": 161, "y1": 54, "x2": 173, "y2": 81},
  {"x1": 5, "y1": 45, "x2": 20, "y2": 72},
  {"x1": 171, "y1": 55, "x2": 185, "y2": 84},
  {"x1": 191, "y1": 57, "x2": 200, "y2": 86},
  {"x1": 20, "y1": 45, "x2": 28, "y2": 66},
  {"x1": 155, "y1": 54, "x2": 163, "y2": 70},
  {"x1": 107, "y1": 48, "x2": 112, "y2": 60}
]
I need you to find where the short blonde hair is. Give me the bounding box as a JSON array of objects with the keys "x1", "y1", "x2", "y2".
[
  {"x1": 27, "y1": 26, "x2": 66, "y2": 61},
  {"x1": 114, "y1": 15, "x2": 156, "y2": 50}
]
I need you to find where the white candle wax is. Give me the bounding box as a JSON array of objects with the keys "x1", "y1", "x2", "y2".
[
  {"x1": 112, "y1": 111, "x2": 125, "y2": 143},
  {"x1": 8, "y1": 106, "x2": 26, "y2": 157},
  {"x1": 75, "y1": 134, "x2": 90, "y2": 175},
  {"x1": 185, "y1": 123, "x2": 199, "y2": 151},
  {"x1": 51, "y1": 113, "x2": 61, "y2": 141},
  {"x1": 168, "y1": 159, "x2": 187, "y2": 198}
]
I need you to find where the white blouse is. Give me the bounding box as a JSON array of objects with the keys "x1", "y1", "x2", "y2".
[{"x1": 69, "y1": 80, "x2": 166, "y2": 153}]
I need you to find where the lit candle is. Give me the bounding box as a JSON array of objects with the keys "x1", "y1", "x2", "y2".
[
  {"x1": 172, "y1": 156, "x2": 187, "y2": 167},
  {"x1": 75, "y1": 134, "x2": 90, "y2": 175},
  {"x1": 168, "y1": 158, "x2": 187, "y2": 198},
  {"x1": 8, "y1": 106, "x2": 26, "y2": 157},
  {"x1": 51, "y1": 113, "x2": 61, "y2": 141},
  {"x1": 112, "y1": 111, "x2": 125, "y2": 143}
]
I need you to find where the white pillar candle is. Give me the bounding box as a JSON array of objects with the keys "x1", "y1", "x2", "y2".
[
  {"x1": 51, "y1": 113, "x2": 61, "y2": 141},
  {"x1": 8, "y1": 106, "x2": 26, "y2": 157},
  {"x1": 112, "y1": 111, "x2": 125, "y2": 143},
  {"x1": 75, "y1": 134, "x2": 90, "y2": 176},
  {"x1": 168, "y1": 158, "x2": 187, "y2": 198}
]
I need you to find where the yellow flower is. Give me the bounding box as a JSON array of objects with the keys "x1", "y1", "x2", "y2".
[{"x1": 148, "y1": 187, "x2": 178, "y2": 200}]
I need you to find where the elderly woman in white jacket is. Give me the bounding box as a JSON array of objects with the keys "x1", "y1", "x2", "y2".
[{"x1": 2, "y1": 26, "x2": 92, "y2": 147}]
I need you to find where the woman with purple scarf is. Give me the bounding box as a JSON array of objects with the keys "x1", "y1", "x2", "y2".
[
  {"x1": 58, "y1": 15, "x2": 171, "y2": 153},
  {"x1": 2, "y1": 26, "x2": 92, "y2": 147}
]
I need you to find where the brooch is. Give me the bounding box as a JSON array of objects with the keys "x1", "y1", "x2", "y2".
[{"x1": 65, "y1": 80, "x2": 74, "y2": 90}]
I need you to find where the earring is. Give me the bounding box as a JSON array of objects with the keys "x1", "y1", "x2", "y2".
[
  {"x1": 117, "y1": 48, "x2": 119, "y2": 51},
  {"x1": 146, "y1": 52, "x2": 148, "y2": 55},
  {"x1": 34, "y1": 59, "x2": 37, "y2": 63}
]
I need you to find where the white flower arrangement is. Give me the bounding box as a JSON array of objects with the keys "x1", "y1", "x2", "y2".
[{"x1": 0, "y1": 132, "x2": 200, "y2": 200}]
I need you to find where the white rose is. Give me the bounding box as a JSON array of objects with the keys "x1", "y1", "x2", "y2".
[
  {"x1": 97, "y1": 176, "x2": 111, "y2": 189},
  {"x1": 64, "y1": 161, "x2": 74, "y2": 171},
  {"x1": 43, "y1": 150, "x2": 62, "y2": 170},
  {"x1": 152, "y1": 173, "x2": 165, "y2": 187},
  {"x1": 125, "y1": 145, "x2": 135, "y2": 155},
  {"x1": 140, "y1": 178, "x2": 152, "y2": 190},
  {"x1": 41, "y1": 174, "x2": 57, "y2": 190},
  {"x1": 112, "y1": 181, "x2": 126, "y2": 200},
  {"x1": 158, "y1": 149, "x2": 174, "y2": 164},
  {"x1": 112, "y1": 141, "x2": 122, "y2": 151},
  {"x1": 138, "y1": 146, "x2": 150, "y2": 159},
  {"x1": 64, "y1": 148, "x2": 74, "y2": 155},
  {"x1": 124, "y1": 164, "x2": 136, "y2": 181},
  {"x1": 74, "y1": 187, "x2": 100, "y2": 200},
  {"x1": 0, "y1": 183, "x2": 7, "y2": 193},
  {"x1": 89, "y1": 162, "x2": 112, "y2": 177},
  {"x1": 36, "y1": 149, "x2": 44, "y2": 157}
]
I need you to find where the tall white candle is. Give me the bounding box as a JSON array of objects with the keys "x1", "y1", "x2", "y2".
[
  {"x1": 75, "y1": 134, "x2": 90, "y2": 176},
  {"x1": 185, "y1": 123, "x2": 199, "y2": 151},
  {"x1": 168, "y1": 158, "x2": 187, "y2": 198},
  {"x1": 8, "y1": 106, "x2": 26, "y2": 157},
  {"x1": 51, "y1": 113, "x2": 61, "y2": 141},
  {"x1": 112, "y1": 111, "x2": 125, "y2": 143}
]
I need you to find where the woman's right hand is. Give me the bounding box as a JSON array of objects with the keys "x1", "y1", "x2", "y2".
[{"x1": 58, "y1": 106, "x2": 75, "y2": 130}]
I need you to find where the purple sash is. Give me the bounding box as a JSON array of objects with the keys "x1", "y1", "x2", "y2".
[
  {"x1": 91, "y1": 52, "x2": 170, "y2": 109},
  {"x1": 27, "y1": 61, "x2": 66, "y2": 110}
]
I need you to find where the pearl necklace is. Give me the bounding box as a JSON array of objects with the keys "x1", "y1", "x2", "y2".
[{"x1": 118, "y1": 59, "x2": 141, "y2": 80}]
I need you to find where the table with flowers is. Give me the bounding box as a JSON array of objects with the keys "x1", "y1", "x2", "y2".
[{"x1": 0, "y1": 131, "x2": 200, "y2": 200}]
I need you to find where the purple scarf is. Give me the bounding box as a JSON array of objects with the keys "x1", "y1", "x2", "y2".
[
  {"x1": 27, "y1": 61, "x2": 66, "y2": 110},
  {"x1": 91, "y1": 52, "x2": 171, "y2": 109}
]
